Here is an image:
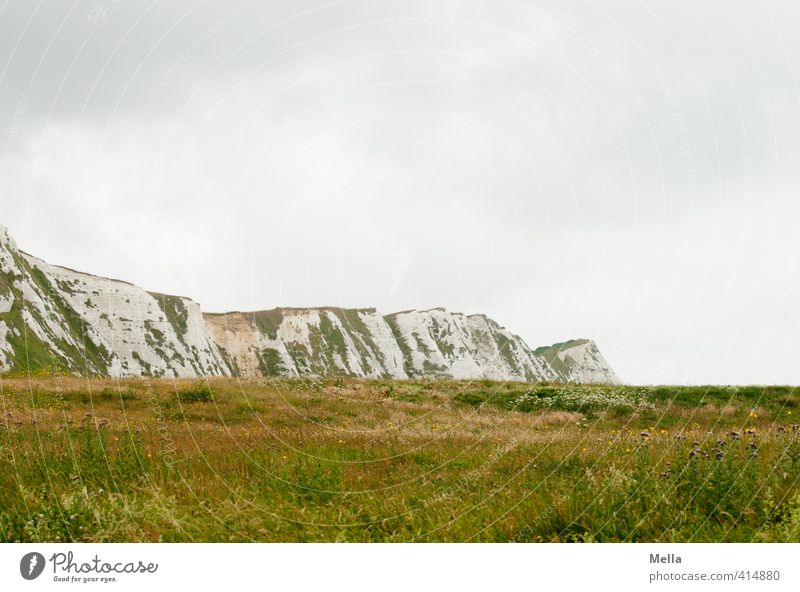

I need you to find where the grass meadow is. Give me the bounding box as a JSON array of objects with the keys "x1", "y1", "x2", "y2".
[{"x1": 1, "y1": 376, "x2": 799, "y2": 542}]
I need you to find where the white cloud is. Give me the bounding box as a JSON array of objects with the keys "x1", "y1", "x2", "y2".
[{"x1": 2, "y1": 0, "x2": 800, "y2": 384}]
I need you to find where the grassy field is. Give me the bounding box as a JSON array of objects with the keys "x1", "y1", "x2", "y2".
[{"x1": 1, "y1": 376, "x2": 799, "y2": 542}]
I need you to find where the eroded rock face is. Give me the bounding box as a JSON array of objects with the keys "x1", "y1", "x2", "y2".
[
  {"x1": 0, "y1": 224, "x2": 619, "y2": 383},
  {"x1": 0, "y1": 225, "x2": 229, "y2": 377},
  {"x1": 25, "y1": 255, "x2": 231, "y2": 377},
  {"x1": 204, "y1": 308, "x2": 620, "y2": 384},
  {"x1": 533, "y1": 339, "x2": 621, "y2": 385}
]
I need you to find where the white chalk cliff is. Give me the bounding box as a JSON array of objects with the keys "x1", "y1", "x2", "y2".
[{"x1": 0, "y1": 225, "x2": 619, "y2": 384}]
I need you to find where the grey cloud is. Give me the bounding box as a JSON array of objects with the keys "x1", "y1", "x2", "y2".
[{"x1": 2, "y1": 0, "x2": 800, "y2": 384}]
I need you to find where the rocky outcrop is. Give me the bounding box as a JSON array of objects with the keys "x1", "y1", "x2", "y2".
[
  {"x1": 533, "y1": 339, "x2": 620, "y2": 385},
  {"x1": 0, "y1": 225, "x2": 230, "y2": 377},
  {"x1": 0, "y1": 224, "x2": 620, "y2": 383},
  {"x1": 204, "y1": 307, "x2": 619, "y2": 383},
  {"x1": 204, "y1": 308, "x2": 407, "y2": 380}
]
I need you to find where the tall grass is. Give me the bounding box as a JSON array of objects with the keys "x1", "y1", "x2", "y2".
[{"x1": 0, "y1": 377, "x2": 798, "y2": 542}]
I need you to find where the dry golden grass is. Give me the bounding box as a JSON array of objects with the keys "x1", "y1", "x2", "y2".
[{"x1": 1, "y1": 377, "x2": 799, "y2": 542}]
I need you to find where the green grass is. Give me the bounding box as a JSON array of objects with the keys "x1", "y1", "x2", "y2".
[
  {"x1": 258, "y1": 348, "x2": 287, "y2": 376},
  {"x1": 1, "y1": 377, "x2": 799, "y2": 542},
  {"x1": 150, "y1": 292, "x2": 190, "y2": 343},
  {"x1": 333, "y1": 308, "x2": 388, "y2": 373},
  {"x1": 429, "y1": 317, "x2": 456, "y2": 357},
  {"x1": 384, "y1": 314, "x2": 416, "y2": 377},
  {"x1": 2, "y1": 301, "x2": 65, "y2": 373},
  {"x1": 534, "y1": 339, "x2": 589, "y2": 378},
  {"x1": 25, "y1": 263, "x2": 112, "y2": 375},
  {"x1": 0, "y1": 262, "x2": 99, "y2": 375},
  {"x1": 176, "y1": 381, "x2": 214, "y2": 403},
  {"x1": 251, "y1": 308, "x2": 283, "y2": 340}
]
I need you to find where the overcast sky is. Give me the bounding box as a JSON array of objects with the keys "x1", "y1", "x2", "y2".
[{"x1": 1, "y1": 0, "x2": 799, "y2": 385}]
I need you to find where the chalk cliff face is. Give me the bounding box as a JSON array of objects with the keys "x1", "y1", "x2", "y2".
[
  {"x1": 0, "y1": 225, "x2": 620, "y2": 383},
  {"x1": 204, "y1": 307, "x2": 620, "y2": 383},
  {"x1": 0, "y1": 225, "x2": 231, "y2": 377},
  {"x1": 204, "y1": 308, "x2": 407, "y2": 380},
  {"x1": 533, "y1": 339, "x2": 621, "y2": 385}
]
